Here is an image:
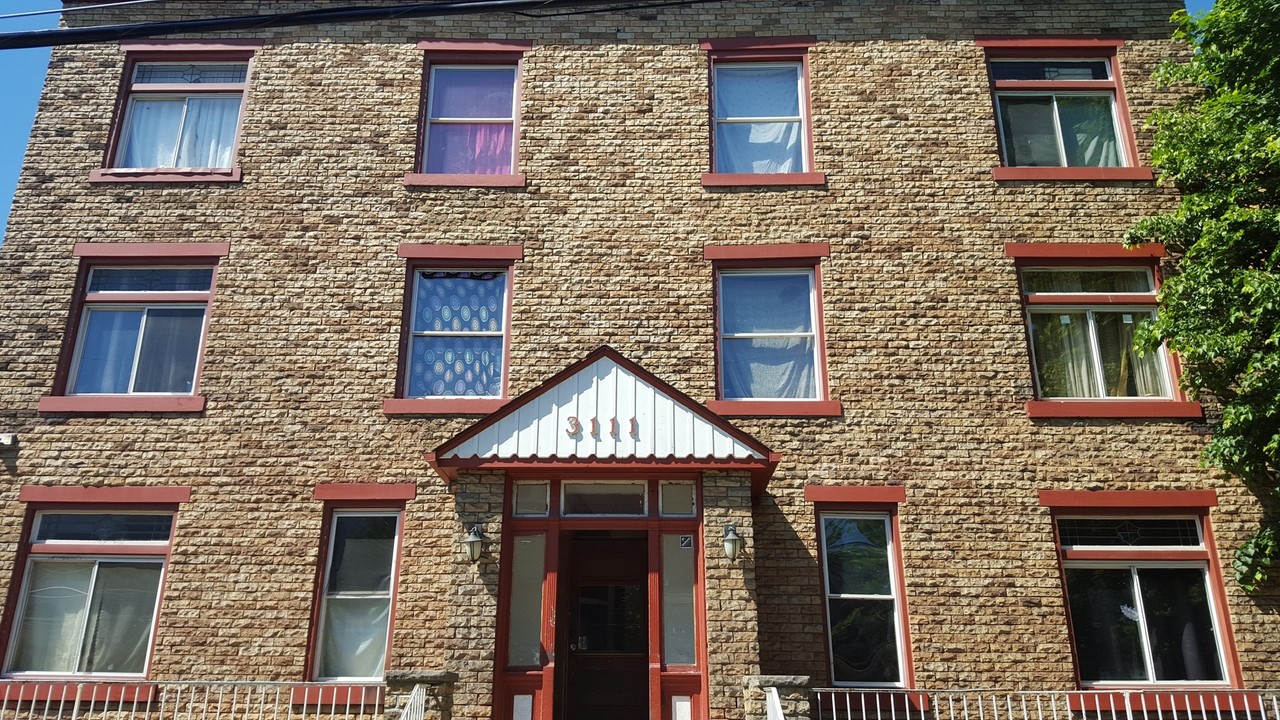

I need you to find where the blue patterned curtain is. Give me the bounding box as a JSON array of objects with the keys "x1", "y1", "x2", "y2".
[{"x1": 409, "y1": 271, "x2": 506, "y2": 397}]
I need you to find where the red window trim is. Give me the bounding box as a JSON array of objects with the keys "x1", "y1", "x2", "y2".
[
  {"x1": 40, "y1": 248, "x2": 226, "y2": 415},
  {"x1": 313, "y1": 483, "x2": 417, "y2": 502},
  {"x1": 386, "y1": 245, "x2": 520, "y2": 415},
  {"x1": 805, "y1": 485, "x2": 906, "y2": 505},
  {"x1": 305, "y1": 505, "x2": 406, "y2": 683},
  {"x1": 97, "y1": 44, "x2": 257, "y2": 181},
  {"x1": 702, "y1": 37, "x2": 820, "y2": 187},
  {"x1": 979, "y1": 38, "x2": 1150, "y2": 182},
  {"x1": 1039, "y1": 489, "x2": 1217, "y2": 509},
  {"x1": 812, "y1": 498, "x2": 915, "y2": 689},
  {"x1": 410, "y1": 40, "x2": 529, "y2": 186},
  {"x1": 20, "y1": 485, "x2": 192, "y2": 505},
  {"x1": 1025, "y1": 400, "x2": 1202, "y2": 419},
  {"x1": 709, "y1": 244, "x2": 838, "y2": 415}
]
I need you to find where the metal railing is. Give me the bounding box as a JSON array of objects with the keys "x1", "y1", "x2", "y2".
[
  {"x1": 812, "y1": 690, "x2": 1280, "y2": 720},
  {"x1": 0, "y1": 682, "x2": 385, "y2": 720}
]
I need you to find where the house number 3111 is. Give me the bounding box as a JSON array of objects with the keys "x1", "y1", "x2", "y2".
[{"x1": 566, "y1": 416, "x2": 639, "y2": 438}]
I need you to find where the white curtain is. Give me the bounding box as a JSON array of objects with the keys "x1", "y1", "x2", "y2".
[
  {"x1": 117, "y1": 99, "x2": 183, "y2": 168},
  {"x1": 175, "y1": 97, "x2": 242, "y2": 168},
  {"x1": 715, "y1": 122, "x2": 802, "y2": 173},
  {"x1": 1031, "y1": 312, "x2": 1099, "y2": 397},
  {"x1": 78, "y1": 563, "x2": 162, "y2": 673},
  {"x1": 1058, "y1": 95, "x2": 1120, "y2": 167},
  {"x1": 722, "y1": 337, "x2": 816, "y2": 399},
  {"x1": 10, "y1": 561, "x2": 93, "y2": 673},
  {"x1": 318, "y1": 598, "x2": 390, "y2": 678},
  {"x1": 714, "y1": 64, "x2": 803, "y2": 173}
]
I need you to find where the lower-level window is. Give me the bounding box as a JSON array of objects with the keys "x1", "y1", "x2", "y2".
[
  {"x1": 1057, "y1": 517, "x2": 1228, "y2": 685},
  {"x1": 5, "y1": 512, "x2": 172, "y2": 676},
  {"x1": 314, "y1": 511, "x2": 401, "y2": 680},
  {"x1": 819, "y1": 513, "x2": 907, "y2": 686}
]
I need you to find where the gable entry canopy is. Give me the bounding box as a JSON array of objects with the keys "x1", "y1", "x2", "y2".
[{"x1": 426, "y1": 346, "x2": 780, "y2": 497}]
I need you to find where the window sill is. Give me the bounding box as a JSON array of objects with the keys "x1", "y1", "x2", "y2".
[
  {"x1": 707, "y1": 399, "x2": 842, "y2": 417},
  {"x1": 89, "y1": 168, "x2": 242, "y2": 183},
  {"x1": 403, "y1": 173, "x2": 526, "y2": 188},
  {"x1": 1069, "y1": 690, "x2": 1251, "y2": 713},
  {"x1": 0, "y1": 681, "x2": 156, "y2": 703},
  {"x1": 38, "y1": 395, "x2": 207, "y2": 414},
  {"x1": 383, "y1": 397, "x2": 507, "y2": 415},
  {"x1": 700, "y1": 172, "x2": 827, "y2": 187},
  {"x1": 290, "y1": 684, "x2": 384, "y2": 707},
  {"x1": 992, "y1": 166, "x2": 1154, "y2": 182},
  {"x1": 1026, "y1": 399, "x2": 1202, "y2": 419}
]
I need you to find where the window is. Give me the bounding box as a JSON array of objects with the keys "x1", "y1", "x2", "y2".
[
  {"x1": 700, "y1": 37, "x2": 825, "y2": 187},
  {"x1": 314, "y1": 511, "x2": 402, "y2": 681},
  {"x1": 808, "y1": 485, "x2": 912, "y2": 688},
  {"x1": 1007, "y1": 243, "x2": 1200, "y2": 419},
  {"x1": 978, "y1": 39, "x2": 1152, "y2": 181},
  {"x1": 39, "y1": 243, "x2": 229, "y2": 415},
  {"x1": 1041, "y1": 491, "x2": 1237, "y2": 687},
  {"x1": 92, "y1": 42, "x2": 259, "y2": 182},
  {"x1": 405, "y1": 40, "x2": 530, "y2": 188},
  {"x1": 5, "y1": 511, "x2": 174, "y2": 677},
  {"x1": 384, "y1": 244, "x2": 520, "y2": 415},
  {"x1": 704, "y1": 243, "x2": 840, "y2": 416}
]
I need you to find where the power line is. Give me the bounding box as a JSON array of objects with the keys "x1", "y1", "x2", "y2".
[{"x1": 0, "y1": 0, "x2": 725, "y2": 50}]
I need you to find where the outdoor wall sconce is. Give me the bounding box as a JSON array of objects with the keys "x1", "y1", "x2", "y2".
[
  {"x1": 463, "y1": 525, "x2": 485, "y2": 563},
  {"x1": 723, "y1": 524, "x2": 743, "y2": 561}
]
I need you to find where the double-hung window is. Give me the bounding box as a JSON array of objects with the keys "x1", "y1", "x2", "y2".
[
  {"x1": 314, "y1": 510, "x2": 402, "y2": 680},
  {"x1": 40, "y1": 243, "x2": 228, "y2": 415},
  {"x1": 1007, "y1": 243, "x2": 1199, "y2": 419},
  {"x1": 705, "y1": 243, "x2": 840, "y2": 416},
  {"x1": 5, "y1": 511, "x2": 173, "y2": 677},
  {"x1": 979, "y1": 39, "x2": 1151, "y2": 181},
  {"x1": 1052, "y1": 514, "x2": 1232, "y2": 685},
  {"x1": 406, "y1": 41, "x2": 530, "y2": 187},
  {"x1": 701, "y1": 37, "x2": 824, "y2": 186},
  {"x1": 94, "y1": 42, "x2": 259, "y2": 182},
  {"x1": 384, "y1": 244, "x2": 520, "y2": 415}
]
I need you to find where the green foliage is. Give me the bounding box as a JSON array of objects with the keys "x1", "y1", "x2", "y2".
[
  {"x1": 1125, "y1": 0, "x2": 1280, "y2": 591},
  {"x1": 1233, "y1": 526, "x2": 1277, "y2": 593}
]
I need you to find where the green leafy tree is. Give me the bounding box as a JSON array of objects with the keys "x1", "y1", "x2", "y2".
[{"x1": 1125, "y1": 0, "x2": 1280, "y2": 591}]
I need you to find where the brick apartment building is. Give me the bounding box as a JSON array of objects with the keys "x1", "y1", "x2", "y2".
[{"x1": 1, "y1": 1, "x2": 1278, "y2": 720}]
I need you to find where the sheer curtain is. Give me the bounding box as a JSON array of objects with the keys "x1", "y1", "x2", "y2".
[
  {"x1": 425, "y1": 67, "x2": 516, "y2": 174},
  {"x1": 73, "y1": 309, "x2": 143, "y2": 394},
  {"x1": 719, "y1": 272, "x2": 817, "y2": 399},
  {"x1": 714, "y1": 64, "x2": 803, "y2": 173},
  {"x1": 1057, "y1": 95, "x2": 1120, "y2": 167},
  {"x1": 133, "y1": 308, "x2": 205, "y2": 393},
  {"x1": 117, "y1": 99, "x2": 183, "y2": 168},
  {"x1": 1031, "y1": 312, "x2": 1099, "y2": 397},
  {"x1": 318, "y1": 598, "x2": 391, "y2": 678},
  {"x1": 78, "y1": 562, "x2": 162, "y2": 673},
  {"x1": 175, "y1": 97, "x2": 242, "y2": 168},
  {"x1": 10, "y1": 561, "x2": 93, "y2": 672},
  {"x1": 722, "y1": 337, "x2": 816, "y2": 399}
]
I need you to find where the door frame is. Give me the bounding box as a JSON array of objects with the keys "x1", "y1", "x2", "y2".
[{"x1": 492, "y1": 473, "x2": 709, "y2": 720}]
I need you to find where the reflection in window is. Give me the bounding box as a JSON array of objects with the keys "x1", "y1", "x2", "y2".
[{"x1": 820, "y1": 515, "x2": 904, "y2": 685}]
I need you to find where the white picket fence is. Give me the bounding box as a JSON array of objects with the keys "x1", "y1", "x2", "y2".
[
  {"x1": 811, "y1": 690, "x2": 1280, "y2": 720},
  {"x1": 0, "y1": 682, "x2": 384, "y2": 720}
]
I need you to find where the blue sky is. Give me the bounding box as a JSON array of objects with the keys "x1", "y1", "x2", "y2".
[{"x1": 0, "y1": 0, "x2": 1218, "y2": 240}]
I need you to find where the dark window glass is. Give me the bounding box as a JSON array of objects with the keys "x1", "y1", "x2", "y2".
[
  {"x1": 35, "y1": 513, "x2": 173, "y2": 542},
  {"x1": 1059, "y1": 518, "x2": 1200, "y2": 547}
]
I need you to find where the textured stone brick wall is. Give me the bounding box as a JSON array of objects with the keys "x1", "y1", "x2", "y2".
[{"x1": 1, "y1": 0, "x2": 1277, "y2": 717}]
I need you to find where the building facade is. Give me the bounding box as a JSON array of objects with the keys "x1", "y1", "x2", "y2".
[{"x1": 1, "y1": 1, "x2": 1278, "y2": 720}]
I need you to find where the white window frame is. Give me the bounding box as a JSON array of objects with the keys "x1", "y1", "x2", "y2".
[
  {"x1": 313, "y1": 509, "x2": 403, "y2": 682},
  {"x1": 716, "y1": 267, "x2": 823, "y2": 401},
  {"x1": 4, "y1": 511, "x2": 173, "y2": 679},
  {"x1": 818, "y1": 512, "x2": 908, "y2": 688},
  {"x1": 405, "y1": 268, "x2": 509, "y2": 400},
  {"x1": 1021, "y1": 266, "x2": 1173, "y2": 400},
  {"x1": 990, "y1": 57, "x2": 1127, "y2": 168},
  {"x1": 711, "y1": 60, "x2": 809, "y2": 174},
  {"x1": 422, "y1": 64, "x2": 518, "y2": 175},
  {"x1": 66, "y1": 266, "x2": 213, "y2": 397},
  {"x1": 113, "y1": 60, "x2": 249, "y2": 170},
  {"x1": 1057, "y1": 516, "x2": 1231, "y2": 688}
]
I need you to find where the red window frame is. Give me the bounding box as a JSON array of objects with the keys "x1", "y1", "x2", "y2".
[
  {"x1": 1039, "y1": 490, "x2": 1243, "y2": 690},
  {"x1": 978, "y1": 38, "x2": 1153, "y2": 182},
  {"x1": 805, "y1": 485, "x2": 915, "y2": 689},
  {"x1": 90, "y1": 41, "x2": 261, "y2": 184},
  {"x1": 404, "y1": 40, "x2": 531, "y2": 188},
  {"x1": 383, "y1": 244, "x2": 522, "y2": 415},
  {"x1": 0, "y1": 485, "x2": 191, "y2": 693},
  {"x1": 1005, "y1": 242, "x2": 1201, "y2": 419},
  {"x1": 700, "y1": 37, "x2": 825, "y2": 188},
  {"x1": 703, "y1": 243, "x2": 841, "y2": 417},
  {"x1": 303, "y1": 483, "x2": 414, "y2": 693},
  {"x1": 37, "y1": 242, "x2": 230, "y2": 415}
]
